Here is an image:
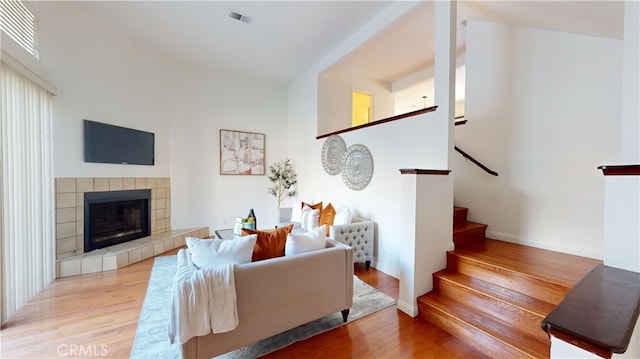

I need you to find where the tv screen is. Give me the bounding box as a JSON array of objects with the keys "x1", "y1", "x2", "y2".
[{"x1": 84, "y1": 120, "x2": 155, "y2": 165}]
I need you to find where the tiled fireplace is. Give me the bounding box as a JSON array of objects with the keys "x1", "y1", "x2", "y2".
[
  {"x1": 55, "y1": 177, "x2": 171, "y2": 259},
  {"x1": 54, "y1": 177, "x2": 208, "y2": 278}
]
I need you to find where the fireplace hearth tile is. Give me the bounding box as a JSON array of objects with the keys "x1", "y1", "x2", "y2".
[
  {"x1": 153, "y1": 242, "x2": 165, "y2": 256},
  {"x1": 116, "y1": 252, "x2": 128, "y2": 268},
  {"x1": 56, "y1": 228, "x2": 208, "y2": 278},
  {"x1": 103, "y1": 253, "x2": 117, "y2": 271},
  {"x1": 82, "y1": 249, "x2": 106, "y2": 274},
  {"x1": 129, "y1": 248, "x2": 142, "y2": 264},
  {"x1": 59, "y1": 257, "x2": 81, "y2": 277},
  {"x1": 141, "y1": 245, "x2": 154, "y2": 260},
  {"x1": 163, "y1": 237, "x2": 175, "y2": 250}
]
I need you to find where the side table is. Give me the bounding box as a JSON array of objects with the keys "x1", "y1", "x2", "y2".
[{"x1": 214, "y1": 228, "x2": 237, "y2": 240}]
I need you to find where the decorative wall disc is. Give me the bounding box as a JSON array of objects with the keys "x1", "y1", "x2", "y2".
[
  {"x1": 341, "y1": 144, "x2": 373, "y2": 191},
  {"x1": 321, "y1": 135, "x2": 346, "y2": 175}
]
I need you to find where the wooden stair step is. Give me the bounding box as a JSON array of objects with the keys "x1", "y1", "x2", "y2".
[
  {"x1": 453, "y1": 239, "x2": 601, "y2": 291},
  {"x1": 453, "y1": 206, "x2": 468, "y2": 227},
  {"x1": 434, "y1": 270, "x2": 552, "y2": 342},
  {"x1": 453, "y1": 221, "x2": 487, "y2": 247},
  {"x1": 418, "y1": 292, "x2": 549, "y2": 359},
  {"x1": 435, "y1": 270, "x2": 556, "y2": 317},
  {"x1": 446, "y1": 249, "x2": 570, "y2": 305}
]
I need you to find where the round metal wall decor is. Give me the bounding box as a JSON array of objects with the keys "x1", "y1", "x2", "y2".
[
  {"x1": 341, "y1": 144, "x2": 373, "y2": 191},
  {"x1": 321, "y1": 135, "x2": 346, "y2": 175}
]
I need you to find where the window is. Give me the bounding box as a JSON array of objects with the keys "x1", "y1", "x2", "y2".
[
  {"x1": 0, "y1": 0, "x2": 38, "y2": 58},
  {"x1": 1, "y1": 63, "x2": 55, "y2": 324}
]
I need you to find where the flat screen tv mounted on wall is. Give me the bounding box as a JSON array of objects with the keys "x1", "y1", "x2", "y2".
[{"x1": 83, "y1": 120, "x2": 155, "y2": 165}]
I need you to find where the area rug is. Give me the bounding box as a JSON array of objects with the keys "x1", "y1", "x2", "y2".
[{"x1": 130, "y1": 255, "x2": 396, "y2": 359}]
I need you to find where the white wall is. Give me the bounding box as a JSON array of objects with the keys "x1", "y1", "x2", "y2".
[
  {"x1": 454, "y1": 20, "x2": 622, "y2": 259},
  {"x1": 604, "y1": 2, "x2": 640, "y2": 356},
  {"x1": 318, "y1": 67, "x2": 395, "y2": 136},
  {"x1": 20, "y1": 2, "x2": 289, "y2": 234},
  {"x1": 32, "y1": 2, "x2": 173, "y2": 179},
  {"x1": 169, "y1": 65, "x2": 288, "y2": 232},
  {"x1": 287, "y1": 1, "x2": 449, "y2": 278},
  {"x1": 604, "y1": 0, "x2": 640, "y2": 273}
]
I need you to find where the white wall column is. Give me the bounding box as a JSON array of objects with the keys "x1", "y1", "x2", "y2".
[
  {"x1": 434, "y1": 0, "x2": 457, "y2": 168},
  {"x1": 396, "y1": 0, "x2": 457, "y2": 317},
  {"x1": 398, "y1": 170, "x2": 454, "y2": 316}
]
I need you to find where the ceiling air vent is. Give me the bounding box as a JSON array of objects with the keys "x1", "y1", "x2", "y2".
[{"x1": 229, "y1": 11, "x2": 253, "y2": 24}]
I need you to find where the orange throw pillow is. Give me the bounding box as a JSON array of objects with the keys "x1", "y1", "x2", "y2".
[
  {"x1": 242, "y1": 224, "x2": 294, "y2": 262},
  {"x1": 319, "y1": 203, "x2": 336, "y2": 236},
  {"x1": 302, "y1": 201, "x2": 322, "y2": 211}
]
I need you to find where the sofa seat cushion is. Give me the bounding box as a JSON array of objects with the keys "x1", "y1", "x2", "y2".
[{"x1": 242, "y1": 224, "x2": 294, "y2": 262}]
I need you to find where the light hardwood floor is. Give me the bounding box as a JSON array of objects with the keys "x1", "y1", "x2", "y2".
[{"x1": 1, "y1": 248, "x2": 489, "y2": 358}]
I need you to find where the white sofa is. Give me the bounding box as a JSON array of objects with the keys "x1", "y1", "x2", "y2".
[
  {"x1": 283, "y1": 216, "x2": 374, "y2": 270},
  {"x1": 179, "y1": 239, "x2": 354, "y2": 358}
]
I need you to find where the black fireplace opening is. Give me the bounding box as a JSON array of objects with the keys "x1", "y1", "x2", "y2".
[{"x1": 84, "y1": 189, "x2": 151, "y2": 252}]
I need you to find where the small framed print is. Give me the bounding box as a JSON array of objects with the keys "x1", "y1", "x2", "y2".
[{"x1": 220, "y1": 129, "x2": 265, "y2": 175}]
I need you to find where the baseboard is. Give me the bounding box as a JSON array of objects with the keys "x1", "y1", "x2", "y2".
[{"x1": 396, "y1": 300, "x2": 418, "y2": 317}]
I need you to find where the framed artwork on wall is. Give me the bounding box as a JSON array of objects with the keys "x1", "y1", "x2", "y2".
[{"x1": 220, "y1": 129, "x2": 265, "y2": 175}]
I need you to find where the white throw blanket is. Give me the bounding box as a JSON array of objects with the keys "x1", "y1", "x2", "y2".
[{"x1": 168, "y1": 249, "x2": 238, "y2": 345}]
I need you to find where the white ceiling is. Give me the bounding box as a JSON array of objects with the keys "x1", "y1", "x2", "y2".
[
  {"x1": 70, "y1": 1, "x2": 625, "y2": 84},
  {"x1": 71, "y1": 1, "x2": 394, "y2": 84}
]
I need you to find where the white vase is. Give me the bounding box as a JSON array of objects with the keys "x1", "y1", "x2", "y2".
[{"x1": 278, "y1": 208, "x2": 293, "y2": 222}]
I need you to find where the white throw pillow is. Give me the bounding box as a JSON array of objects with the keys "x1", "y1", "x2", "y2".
[
  {"x1": 285, "y1": 225, "x2": 327, "y2": 255},
  {"x1": 333, "y1": 205, "x2": 352, "y2": 225},
  {"x1": 300, "y1": 205, "x2": 320, "y2": 231},
  {"x1": 290, "y1": 200, "x2": 302, "y2": 223},
  {"x1": 186, "y1": 235, "x2": 257, "y2": 269}
]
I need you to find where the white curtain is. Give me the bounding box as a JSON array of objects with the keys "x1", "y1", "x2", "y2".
[{"x1": 1, "y1": 61, "x2": 55, "y2": 324}]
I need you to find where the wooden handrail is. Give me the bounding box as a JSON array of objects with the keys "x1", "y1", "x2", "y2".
[
  {"x1": 598, "y1": 165, "x2": 640, "y2": 176},
  {"x1": 399, "y1": 169, "x2": 451, "y2": 175},
  {"x1": 316, "y1": 106, "x2": 438, "y2": 140},
  {"x1": 542, "y1": 264, "x2": 640, "y2": 358},
  {"x1": 454, "y1": 146, "x2": 498, "y2": 176}
]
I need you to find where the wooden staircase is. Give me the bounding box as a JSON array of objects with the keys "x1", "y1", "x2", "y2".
[{"x1": 418, "y1": 206, "x2": 602, "y2": 358}]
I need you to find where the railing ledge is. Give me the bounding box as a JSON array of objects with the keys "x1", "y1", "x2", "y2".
[
  {"x1": 316, "y1": 106, "x2": 438, "y2": 140},
  {"x1": 542, "y1": 264, "x2": 640, "y2": 358},
  {"x1": 598, "y1": 165, "x2": 640, "y2": 176}
]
